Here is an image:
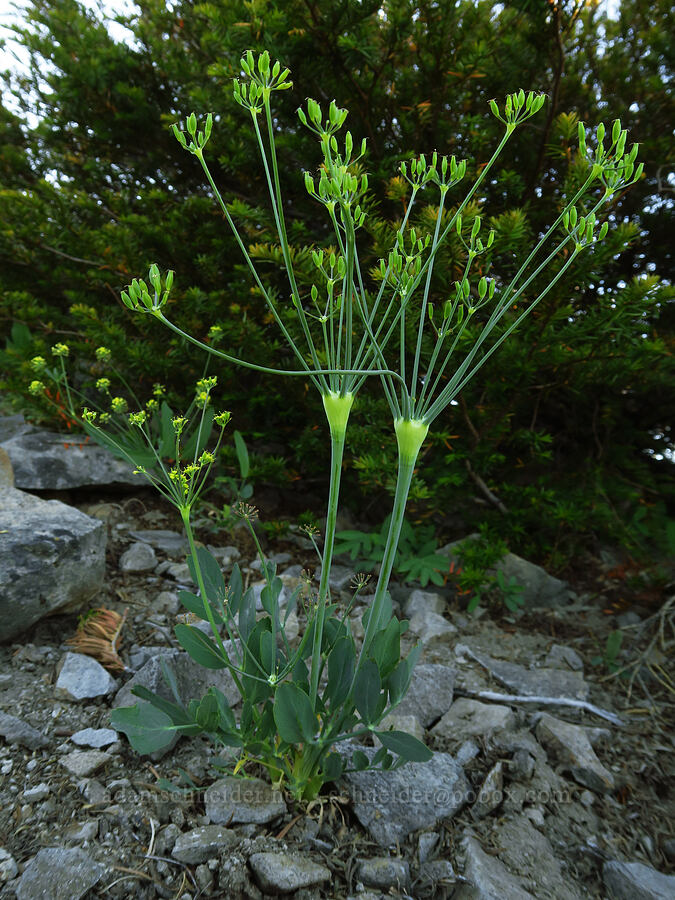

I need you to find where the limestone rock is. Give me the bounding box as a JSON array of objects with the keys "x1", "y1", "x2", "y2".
[
  {"x1": 492, "y1": 815, "x2": 582, "y2": 899},
  {"x1": 395, "y1": 663, "x2": 456, "y2": 727},
  {"x1": 356, "y1": 857, "x2": 411, "y2": 891},
  {"x1": 472, "y1": 761, "x2": 504, "y2": 819},
  {"x1": 171, "y1": 825, "x2": 238, "y2": 864},
  {"x1": 16, "y1": 847, "x2": 104, "y2": 900},
  {"x1": 404, "y1": 589, "x2": 446, "y2": 618},
  {"x1": 544, "y1": 643, "x2": 584, "y2": 672},
  {"x1": 55, "y1": 652, "x2": 117, "y2": 700},
  {"x1": 465, "y1": 646, "x2": 589, "y2": 700},
  {"x1": 0, "y1": 711, "x2": 49, "y2": 749},
  {"x1": 603, "y1": 859, "x2": 675, "y2": 900},
  {"x1": 0, "y1": 487, "x2": 106, "y2": 642},
  {"x1": 0, "y1": 447, "x2": 14, "y2": 488},
  {"x1": 60, "y1": 750, "x2": 112, "y2": 778},
  {"x1": 204, "y1": 776, "x2": 286, "y2": 825},
  {"x1": 249, "y1": 851, "x2": 331, "y2": 894},
  {"x1": 408, "y1": 609, "x2": 457, "y2": 644},
  {"x1": 455, "y1": 834, "x2": 536, "y2": 900},
  {"x1": 535, "y1": 713, "x2": 614, "y2": 793},
  {"x1": 119, "y1": 541, "x2": 158, "y2": 572},
  {"x1": 431, "y1": 699, "x2": 516, "y2": 744},
  {"x1": 0, "y1": 415, "x2": 138, "y2": 490},
  {"x1": 495, "y1": 553, "x2": 571, "y2": 608},
  {"x1": 340, "y1": 745, "x2": 471, "y2": 846},
  {"x1": 128, "y1": 529, "x2": 187, "y2": 555},
  {"x1": 70, "y1": 727, "x2": 118, "y2": 748}
]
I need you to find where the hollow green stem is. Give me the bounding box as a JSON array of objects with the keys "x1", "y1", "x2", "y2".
[
  {"x1": 358, "y1": 417, "x2": 429, "y2": 665},
  {"x1": 308, "y1": 391, "x2": 354, "y2": 706}
]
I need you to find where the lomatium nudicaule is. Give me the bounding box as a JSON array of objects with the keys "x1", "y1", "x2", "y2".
[{"x1": 33, "y1": 51, "x2": 642, "y2": 800}]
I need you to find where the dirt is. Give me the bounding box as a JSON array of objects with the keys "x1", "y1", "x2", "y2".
[{"x1": 0, "y1": 490, "x2": 673, "y2": 899}]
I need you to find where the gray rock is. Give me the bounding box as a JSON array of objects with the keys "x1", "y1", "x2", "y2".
[
  {"x1": 455, "y1": 834, "x2": 536, "y2": 899},
  {"x1": 0, "y1": 447, "x2": 14, "y2": 488},
  {"x1": 495, "y1": 553, "x2": 571, "y2": 608},
  {"x1": 356, "y1": 857, "x2": 410, "y2": 890},
  {"x1": 16, "y1": 847, "x2": 105, "y2": 900},
  {"x1": 395, "y1": 663, "x2": 455, "y2": 727},
  {"x1": 543, "y1": 644, "x2": 584, "y2": 672},
  {"x1": 465, "y1": 647, "x2": 589, "y2": 700},
  {"x1": 0, "y1": 711, "x2": 49, "y2": 749},
  {"x1": 418, "y1": 831, "x2": 440, "y2": 864},
  {"x1": 431, "y1": 699, "x2": 516, "y2": 744},
  {"x1": 249, "y1": 552, "x2": 292, "y2": 573},
  {"x1": 603, "y1": 860, "x2": 675, "y2": 900},
  {"x1": 409, "y1": 609, "x2": 457, "y2": 644},
  {"x1": 128, "y1": 529, "x2": 187, "y2": 555},
  {"x1": 114, "y1": 647, "x2": 239, "y2": 714},
  {"x1": 55, "y1": 652, "x2": 117, "y2": 700},
  {"x1": 171, "y1": 825, "x2": 239, "y2": 864},
  {"x1": 404, "y1": 589, "x2": 446, "y2": 618},
  {"x1": 70, "y1": 727, "x2": 118, "y2": 748},
  {"x1": 153, "y1": 590, "x2": 180, "y2": 615},
  {"x1": 378, "y1": 713, "x2": 424, "y2": 742},
  {"x1": 207, "y1": 545, "x2": 241, "y2": 567},
  {"x1": 535, "y1": 713, "x2": 614, "y2": 793},
  {"x1": 510, "y1": 748, "x2": 536, "y2": 781},
  {"x1": 491, "y1": 815, "x2": 582, "y2": 900},
  {"x1": 0, "y1": 417, "x2": 138, "y2": 489},
  {"x1": 456, "y1": 740, "x2": 480, "y2": 766},
  {"x1": 341, "y1": 746, "x2": 471, "y2": 846},
  {"x1": 0, "y1": 488, "x2": 106, "y2": 643},
  {"x1": 162, "y1": 561, "x2": 193, "y2": 583},
  {"x1": 119, "y1": 541, "x2": 157, "y2": 572},
  {"x1": 204, "y1": 776, "x2": 286, "y2": 825},
  {"x1": 314, "y1": 563, "x2": 354, "y2": 592},
  {"x1": 60, "y1": 750, "x2": 112, "y2": 778},
  {"x1": 472, "y1": 761, "x2": 504, "y2": 819},
  {"x1": 0, "y1": 847, "x2": 18, "y2": 883},
  {"x1": 418, "y1": 859, "x2": 457, "y2": 887},
  {"x1": 23, "y1": 783, "x2": 50, "y2": 802},
  {"x1": 64, "y1": 821, "x2": 98, "y2": 843},
  {"x1": 249, "y1": 851, "x2": 331, "y2": 894}
]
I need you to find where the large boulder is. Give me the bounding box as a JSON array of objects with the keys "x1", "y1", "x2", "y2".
[
  {"x1": 0, "y1": 487, "x2": 106, "y2": 642},
  {"x1": 0, "y1": 415, "x2": 138, "y2": 490}
]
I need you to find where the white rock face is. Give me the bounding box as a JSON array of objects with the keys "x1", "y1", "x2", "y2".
[
  {"x1": 0, "y1": 488, "x2": 106, "y2": 643},
  {"x1": 0, "y1": 415, "x2": 138, "y2": 490},
  {"x1": 55, "y1": 653, "x2": 117, "y2": 701}
]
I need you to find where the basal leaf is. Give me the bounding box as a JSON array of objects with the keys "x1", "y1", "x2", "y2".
[
  {"x1": 174, "y1": 624, "x2": 228, "y2": 669},
  {"x1": 273, "y1": 682, "x2": 317, "y2": 744}
]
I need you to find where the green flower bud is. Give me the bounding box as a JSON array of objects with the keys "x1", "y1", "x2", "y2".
[
  {"x1": 28, "y1": 380, "x2": 45, "y2": 396},
  {"x1": 51, "y1": 342, "x2": 70, "y2": 357},
  {"x1": 111, "y1": 396, "x2": 128, "y2": 414},
  {"x1": 96, "y1": 377, "x2": 110, "y2": 392},
  {"x1": 214, "y1": 411, "x2": 231, "y2": 427},
  {"x1": 95, "y1": 346, "x2": 111, "y2": 363},
  {"x1": 30, "y1": 356, "x2": 46, "y2": 372}
]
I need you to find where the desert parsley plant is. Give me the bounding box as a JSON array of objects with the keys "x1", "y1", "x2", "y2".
[{"x1": 44, "y1": 51, "x2": 641, "y2": 800}]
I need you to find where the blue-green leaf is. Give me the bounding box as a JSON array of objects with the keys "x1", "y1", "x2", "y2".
[
  {"x1": 273, "y1": 682, "x2": 317, "y2": 743},
  {"x1": 354, "y1": 659, "x2": 382, "y2": 725},
  {"x1": 110, "y1": 703, "x2": 178, "y2": 754},
  {"x1": 375, "y1": 729, "x2": 433, "y2": 762},
  {"x1": 174, "y1": 624, "x2": 227, "y2": 669}
]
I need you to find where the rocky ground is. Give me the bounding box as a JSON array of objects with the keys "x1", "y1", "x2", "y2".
[{"x1": 0, "y1": 418, "x2": 674, "y2": 899}]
